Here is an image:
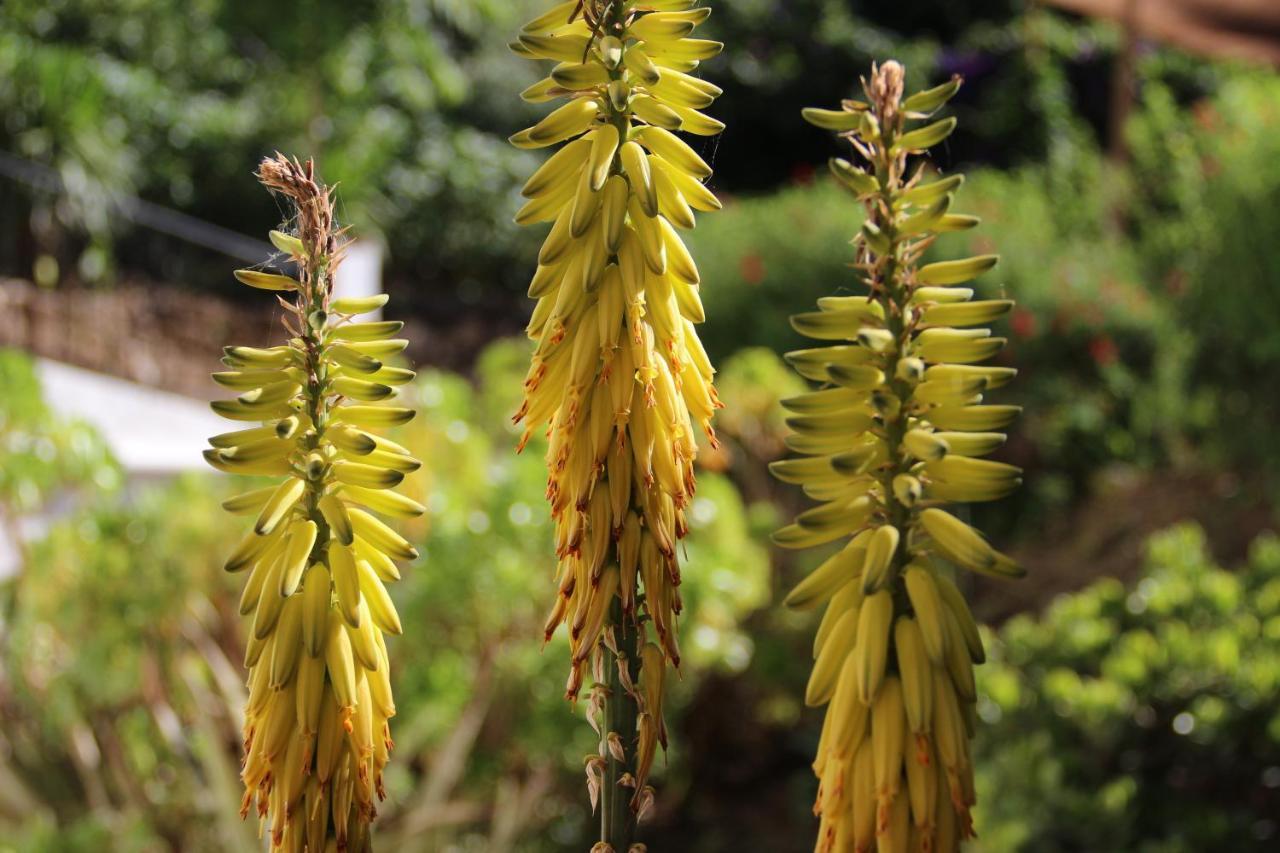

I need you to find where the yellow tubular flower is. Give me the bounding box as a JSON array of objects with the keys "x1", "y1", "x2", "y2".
[
  {"x1": 510, "y1": 2, "x2": 724, "y2": 848},
  {"x1": 773, "y1": 63, "x2": 1024, "y2": 853},
  {"x1": 207, "y1": 154, "x2": 422, "y2": 853}
]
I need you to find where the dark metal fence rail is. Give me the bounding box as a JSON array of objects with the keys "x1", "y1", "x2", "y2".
[{"x1": 0, "y1": 151, "x2": 274, "y2": 264}]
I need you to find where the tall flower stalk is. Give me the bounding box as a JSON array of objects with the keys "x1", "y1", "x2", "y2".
[
  {"x1": 509, "y1": 2, "x2": 724, "y2": 849},
  {"x1": 206, "y1": 154, "x2": 423, "y2": 852},
  {"x1": 773, "y1": 63, "x2": 1024, "y2": 852}
]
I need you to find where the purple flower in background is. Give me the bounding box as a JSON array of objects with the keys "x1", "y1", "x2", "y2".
[{"x1": 937, "y1": 50, "x2": 997, "y2": 79}]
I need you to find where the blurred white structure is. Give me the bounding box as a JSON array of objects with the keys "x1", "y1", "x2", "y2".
[
  {"x1": 0, "y1": 522, "x2": 27, "y2": 581},
  {"x1": 333, "y1": 240, "x2": 384, "y2": 319},
  {"x1": 26, "y1": 240, "x2": 382, "y2": 475},
  {"x1": 0, "y1": 244, "x2": 384, "y2": 579},
  {"x1": 35, "y1": 359, "x2": 226, "y2": 475},
  {"x1": 0, "y1": 359, "x2": 228, "y2": 579}
]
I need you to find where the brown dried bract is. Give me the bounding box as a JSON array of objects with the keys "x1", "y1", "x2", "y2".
[{"x1": 255, "y1": 153, "x2": 347, "y2": 280}]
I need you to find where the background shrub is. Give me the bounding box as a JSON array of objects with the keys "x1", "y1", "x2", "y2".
[{"x1": 974, "y1": 524, "x2": 1280, "y2": 851}]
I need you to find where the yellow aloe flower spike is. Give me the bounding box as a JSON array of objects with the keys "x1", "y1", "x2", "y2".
[
  {"x1": 510, "y1": 1, "x2": 724, "y2": 847},
  {"x1": 207, "y1": 154, "x2": 423, "y2": 852},
  {"x1": 776, "y1": 62, "x2": 1024, "y2": 853}
]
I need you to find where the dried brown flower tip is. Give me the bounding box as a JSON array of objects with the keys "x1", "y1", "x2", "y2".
[{"x1": 256, "y1": 153, "x2": 341, "y2": 266}]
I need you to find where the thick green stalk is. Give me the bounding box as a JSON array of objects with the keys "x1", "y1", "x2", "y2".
[{"x1": 601, "y1": 598, "x2": 640, "y2": 849}]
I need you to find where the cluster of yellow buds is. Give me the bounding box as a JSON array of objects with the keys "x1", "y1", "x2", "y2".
[
  {"x1": 509, "y1": 1, "x2": 723, "y2": 846},
  {"x1": 206, "y1": 154, "x2": 423, "y2": 852},
  {"x1": 773, "y1": 63, "x2": 1024, "y2": 852}
]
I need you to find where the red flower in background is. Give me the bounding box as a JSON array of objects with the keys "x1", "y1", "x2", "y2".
[
  {"x1": 740, "y1": 252, "x2": 767, "y2": 285},
  {"x1": 1193, "y1": 100, "x2": 1220, "y2": 131},
  {"x1": 791, "y1": 161, "x2": 815, "y2": 185},
  {"x1": 1089, "y1": 334, "x2": 1118, "y2": 367},
  {"x1": 1010, "y1": 308, "x2": 1037, "y2": 339}
]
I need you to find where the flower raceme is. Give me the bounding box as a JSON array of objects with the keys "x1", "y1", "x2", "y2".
[
  {"x1": 206, "y1": 155, "x2": 423, "y2": 853},
  {"x1": 509, "y1": 1, "x2": 724, "y2": 846},
  {"x1": 772, "y1": 63, "x2": 1025, "y2": 853}
]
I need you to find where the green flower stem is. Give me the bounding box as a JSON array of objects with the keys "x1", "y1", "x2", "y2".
[
  {"x1": 299, "y1": 260, "x2": 334, "y2": 562},
  {"x1": 871, "y1": 143, "x2": 911, "y2": 585},
  {"x1": 601, "y1": 597, "x2": 640, "y2": 850}
]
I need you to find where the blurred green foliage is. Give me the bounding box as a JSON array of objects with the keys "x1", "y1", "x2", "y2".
[
  {"x1": 973, "y1": 524, "x2": 1280, "y2": 851},
  {"x1": 0, "y1": 0, "x2": 547, "y2": 303},
  {"x1": 1126, "y1": 70, "x2": 1280, "y2": 481},
  {"x1": 708, "y1": 346, "x2": 807, "y2": 496},
  {"x1": 1, "y1": 475, "x2": 254, "y2": 852},
  {"x1": 0, "y1": 1, "x2": 1215, "y2": 312},
  {"x1": 5, "y1": 344, "x2": 1275, "y2": 850},
  {"x1": 0, "y1": 350, "x2": 120, "y2": 512},
  {"x1": 0, "y1": 345, "x2": 772, "y2": 851},
  {"x1": 1, "y1": 351, "x2": 252, "y2": 851},
  {"x1": 926, "y1": 161, "x2": 1202, "y2": 534},
  {"x1": 692, "y1": 170, "x2": 1189, "y2": 528},
  {"x1": 689, "y1": 1, "x2": 1132, "y2": 190},
  {"x1": 695, "y1": 67, "x2": 1280, "y2": 528}
]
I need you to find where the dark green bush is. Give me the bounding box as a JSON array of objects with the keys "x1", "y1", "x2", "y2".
[
  {"x1": 974, "y1": 524, "x2": 1280, "y2": 851},
  {"x1": 0, "y1": 0, "x2": 544, "y2": 299},
  {"x1": 689, "y1": 182, "x2": 853, "y2": 363}
]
